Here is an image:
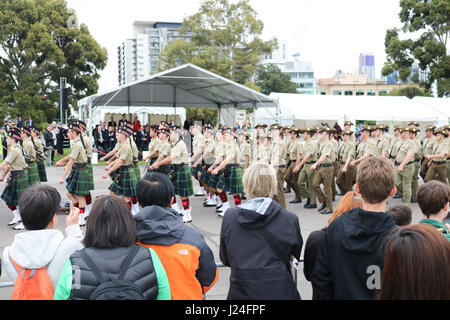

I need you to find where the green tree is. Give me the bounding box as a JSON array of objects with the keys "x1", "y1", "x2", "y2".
[
  {"x1": 186, "y1": 108, "x2": 218, "y2": 126},
  {"x1": 382, "y1": 0, "x2": 450, "y2": 96},
  {"x1": 254, "y1": 64, "x2": 298, "y2": 95},
  {"x1": 386, "y1": 86, "x2": 432, "y2": 99},
  {"x1": 0, "y1": 0, "x2": 107, "y2": 127},
  {"x1": 158, "y1": 0, "x2": 277, "y2": 85}
]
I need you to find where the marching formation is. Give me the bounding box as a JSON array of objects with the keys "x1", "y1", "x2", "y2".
[{"x1": 0, "y1": 119, "x2": 449, "y2": 229}]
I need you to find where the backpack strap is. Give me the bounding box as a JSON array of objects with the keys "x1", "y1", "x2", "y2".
[
  {"x1": 8, "y1": 251, "x2": 39, "y2": 280},
  {"x1": 79, "y1": 250, "x2": 106, "y2": 284},
  {"x1": 118, "y1": 246, "x2": 139, "y2": 281}
]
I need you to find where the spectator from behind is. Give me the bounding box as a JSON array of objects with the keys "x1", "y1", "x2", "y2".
[
  {"x1": 313, "y1": 156, "x2": 398, "y2": 300},
  {"x1": 54, "y1": 196, "x2": 171, "y2": 300},
  {"x1": 2, "y1": 185, "x2": 84, "y2": 290},
  {"x1": 378, "y1": 224, "x2": 450, "y2": 300},
  {"x1": 303, "y1": 191, "x2": 362, "y2": 299},
  {"x1": 220, "y1": 162, "x2": 303, "y2": 300},
  {"x1": 134, "y1": 172, "x2": 218, "y2": 300},
  {"x1": 388, "y1": 205, "x2": 412, "y2": 227},
  {"x1": 417, "y1": 180, "x2": 450, "y2": 241}
]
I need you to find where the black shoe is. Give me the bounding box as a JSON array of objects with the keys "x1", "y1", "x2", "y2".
[
  {"x1": 411, "y1": 197, "x2": 417, "y2": 203},
  {"x1": 305, "y1": 198, "x2": 310, "y2": 206},
  {"x1": 304, "y1": 204, "x2": 317, "y2": 209},
  {"x1": 289, "y1": 198, "x2": 302, "y2": 204},
  {"x1": 320, "y1": 209, "x2": 333, "y2": 214},
  {"x1": 318, "y1": 203, "x2": 326, "y2": 211},
  {"x1": 393, "y1": 193, "x2": 401, "y2": 199},
  {"x1": 284, "y1": 189, "x2": 291, "y2": 194}
]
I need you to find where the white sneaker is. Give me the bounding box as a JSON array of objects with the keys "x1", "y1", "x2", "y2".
[
  {"x1": 195, "y1": 187, "x2": 205, "y2": 196},
  {"x1": 217, "y1": 201, "x2": 230, "y2": 215},
  {"x1": 172, "y1": 203, "x2": 183, "y2": 215},
  {"x1": 13, "y1": 222, "x2": 25, "y2": 230},
  {"x1": 206, "y1": 195, "x2": 217, "y2": 207},
  {"x1": 182, "y1": 208, "x2": 192, "y2": 223},
  {"x1": 79, "y1": 213, "x2": 86, "y2": 227},
  {"x1": 8, "y1": 209, "x2": 21, "y2": 226}
]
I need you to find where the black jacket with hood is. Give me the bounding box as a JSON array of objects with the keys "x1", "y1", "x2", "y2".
[
  {"x1": 219, "y1": 198, "x2": 303, "y2": 300},
  {"x1": 312, "y1": 207, "x2": 398, "y2": 300}
]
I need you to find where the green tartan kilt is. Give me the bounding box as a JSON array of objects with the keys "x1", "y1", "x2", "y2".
[
  {"x1": 191, "y1": 164, "x2": 202, "y2": 179},
  {"x1": 199, "y1": 165, "x2": 210, "y2": 184},
  {"x1": 66, "y1": 165, "x2": 91, "y2": 196},
  {"x1": 133, "y1": 163, "x2": 141, "y2": 181},
  {"x1": 171, "y1": 164, "x2": 194, "y2": 197},
  {"x1": 1, "y1": 171, "x2": 29, "y2": 206},
  {"x1": 207, "y1": 169, "x2": 223, "y2": 190},
  {"x1": 27, "y1": 163, "x2": 41, "y2": 186},
  {"x1": 37, "y1": 161, "x2": 47, "y2": 182},
  {"x1": 87, "y1": 163, "x2": 94, "y2": 190},
  {"x1": 225, "y1": 166, "x2": 244, "y2": 195},
  {"x1": 109, "y1": 165, "x2": 137, "y2": 197}
]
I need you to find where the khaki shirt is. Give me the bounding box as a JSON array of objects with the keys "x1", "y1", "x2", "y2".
[
  {"x1": 192, "y1": 134, "x2": 206, "y2": 161},
  {"x1": 118, "y1": 143, "x2": 133, "y2": 166},
  {"x1": 70, "y1": 138, "x2": 88, "y2": 164},
  {"x1": 304, "y1": 140, "x2": 318, "y2": 163},
  {"x1": 269, "y1": 139, "x2": 286, "y2": 167},
  {"x1": 331, "y1": 139, "x2": 339, "y2": 162},
  {"x1": 239, "y1": 142, "x2": 251, "y2": 166},
  {"x1": 253, "y1": 142, "x2": 267, "y2": 162},
  {"x1": 82, "y1": 133, "x2": 92, "y2": 159},
  {"x1": 432, "y1": 140, "x2": 448, "y2": 162},
  {"x1": 159, "y1": 140, "x2": 171, "y2": 158},
  {"x1": 148, "y1": 137, "x2": 161, "y2": 158},
  {"x1": 171, "y1": 139, "x2": 190, "y2": 165},
  {"x1": 340, "y1": 141, "x2": 356, "y2": 163},
  {"x1": 374, "y1": 135, "x2": 389, "y2": 157},
  {"x1": 288, "y1": 139, "x2": 302, "y2": 161},
  {"x1": 204, "y1": 138, "x2": 216, "y2": 166},
  {"x1": 411, "y1": 138, "x2": 421, "y2": 161},
  {"x1": 23, "y1": 139, "x2": 36, "y2": 162},
  {"x1": 4, "y1": 144, "x2": 27, "y2": 171},
  {"x1": 356, "y1": 139, "x2": 375, "y2": 160},
  {"x1": 225, "y1": 141, "x2": 240, "y2": 164},
  {"x1": 422, "y1": 136, "x2": 436, "y2": 156},
  {"x1": 317, "y1": 141, "x2": 336, "y2": 164},
  {"x1": 388, "y1": 137, "x2": 402, "y2": 159},
  {"x1": 129, "y1": 138, "x2": 139, "y2": 162},
  {"x1": 33, "y1": 137, "x2": 44, "y2": 159},
  {"x1": 395, "y1": 139, "x2": 414, "y2": 164}
]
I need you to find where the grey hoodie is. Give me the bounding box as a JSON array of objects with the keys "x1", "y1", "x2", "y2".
[{"x1": 2, "y1": 225, "x2": 84, "y2": 288}]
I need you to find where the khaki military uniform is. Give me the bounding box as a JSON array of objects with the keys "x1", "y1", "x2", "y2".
[
  {"x1": 331, "y1": 139, "x2": 339, "y2": 198},
  {"x1": 269, "y1": 138, "x2": 287, "y2": 209},
  {"x1": 298, "y1": 139, "x2": 318, "y2": 205},
  {"x1": 336, "y1": 140, "x2": 356, "y2": 194},
  {"x1": 239, "y1": 141, "x2": 251, "y2": 170},
  {"x1": 312, "y1": 140, "x2": 336, "y2": 211},
  {"x1": 424, "y1": 139, "x2": 448, "y2": 184},
  {"x1": 410, "y1": 138, "x2": 422, "y2": 199},
  {"x1": 284, "y1": 137, "x2": 302, "y2": 200},
  {"x1": 419, "y1": 135, "x2": 436, "y2": 180},
  {"x1": 394, "y1": 138, "x2": 415, "y2": 205},
  {"x1": 148, "y1": 137, "x2": 162, "y2": 165}
]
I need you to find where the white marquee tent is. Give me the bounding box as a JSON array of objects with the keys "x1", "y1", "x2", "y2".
[{"x1": 254, "y1": 93, "x2": 449, "y2": 129}]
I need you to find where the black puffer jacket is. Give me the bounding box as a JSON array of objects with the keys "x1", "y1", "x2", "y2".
[
  {"x1": 69, "y1": 246, "x2": 158, "y2": 300},
  {"x1": 219, "y1": 198, "x2": 303, "y2": 300}
]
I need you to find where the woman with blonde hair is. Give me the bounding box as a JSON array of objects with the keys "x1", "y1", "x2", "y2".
[
  {"x1": 303, "y1": 191, "x2": 362, "y2": 299},
  {"x1": 219, "y1": 162, "x2": 303, "y2": 300}
]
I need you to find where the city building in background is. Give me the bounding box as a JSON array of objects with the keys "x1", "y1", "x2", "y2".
[
  {"x1": 359, "y1": 53, "x2": 376, "y2": 80},
  {"x1": 317, "y1": 73, "x2": 418, "y2": 96},
  {"x1": 385, "y1": 62, "x2": 429, "y2": 85},
  {"x1": 117, "y1": 21, "x2": 191, "y2": 85},
  {"x1": 261, "y1": 41, "x2": 317, "y2": 95}
]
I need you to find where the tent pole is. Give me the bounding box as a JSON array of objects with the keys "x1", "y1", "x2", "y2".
[{"x1": 173, "y1": 86, "x2": 177, "y2": 125}]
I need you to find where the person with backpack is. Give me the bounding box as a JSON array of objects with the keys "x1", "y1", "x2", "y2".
[
  {"x1": 54, "y1": 195, "x2": 171, "y2": 300},
  {"x1": 2, "y1": 184, "x2": 84, "y2": 300},
  {"x1": 134, "y1": 172, "x2": 219, "y2": 300}
]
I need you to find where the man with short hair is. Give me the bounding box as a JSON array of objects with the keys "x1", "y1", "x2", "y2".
[
  {"x1": 312, "y1": 156, "x2": 398, "y2": 300},
  {"x1": 394, "y1": 127, "x2": 416, "y2": 206},
  {"x1": 417, "y1": 180, "x2": 450, "y2": 241}
]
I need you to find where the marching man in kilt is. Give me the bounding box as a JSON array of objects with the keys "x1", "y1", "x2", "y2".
[
  {"x1": 0, "y1": 127, "x2": 29, "y2": 230},
  {"x1": 211, "y1": 129, "x2": 244, "y2": 217},
  {"x1": 152, "y1": 129, "x2": 194, "y2": 223},
  {"x1": 196, "y1": 126, "x2": 217, "y2": 208},
  {"x1": 57, "y1": 122, "x2": 90, "y2": 226},
  {"x1": 122, "y1": 123, "x2": 141, "y2": 214},
  {"x1": 21, "y1": 126, "x2": 41, "y2": 186},
  {"x1": 142, "y1": 125, "x2": 161, "y2": 167},
  {"x1": 101, "y1": 126, "x2": 138, "y2": 211},
  {"x1": 148, "y1": 128, "x2": 172, "y2": 176},
  {"x1": 191, "y1": 125, "x2": 207, "y2": 197},
  {"x1": 207, "y1": 129, "x2": 226, "y2": 212},
  {"x1": 30, "y1": 126, "x2": 47, "y2": 182}
]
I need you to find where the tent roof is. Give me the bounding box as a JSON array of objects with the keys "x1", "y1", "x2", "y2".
[
  {"x1": 412, "y1": 97, "x2": 449, "y2": 118},
  {"x1": 78, "y1": 63, "x2": 277, "y2": 109},
  {"x1": 262, "y1": 93, "x2": 448, "y2": 124}
]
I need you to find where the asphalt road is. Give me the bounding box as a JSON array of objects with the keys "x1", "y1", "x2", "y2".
[{"x1": 0, "y1": 165, "x2": 432, "y2": 300}]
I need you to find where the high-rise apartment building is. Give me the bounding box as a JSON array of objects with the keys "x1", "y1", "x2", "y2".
[
  {"x1": 117, "y1": 21, "x2": 191, "y2": 85},
  {"x1": 359, "y1": 53, "x2": 375, "y2": 80}
]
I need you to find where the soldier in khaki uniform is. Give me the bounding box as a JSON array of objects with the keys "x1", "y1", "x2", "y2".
[
  {"x1": 330, "y1": 129, "x2": 340, "y2": 198},
  {"x1": 284, "y1": 128, "x2": 303, "y2": 203},
  {"x1": 343, "y1": 121, "x2": 356, "y2": 143},
  {"x1": 311, "y1": 127, "x2": 336, "y2": 214},
  {"x1": 143, "y1": 125, "x2": 161, "y2": 165},
  {"x1": 294, "y1": 128, "x2": 318, "y2": 209},
  {"x1": 191, "y1": 125, "x2": 207, "y2": 196},
  {"x1": 336, "y1": 130, "x2": 356, "y2": 195},
  {"x1": 269, "y1": 124, "x2": 287, "y2": 209},
  {"x1": 419, "y1": 125, "x2": 436, "y2": 180},
  {"x1": 349, "y1": 125, "x2": 376, "y2": 182},
  {"x1": 409, "y1": 127, "x2": 422, "y2": 202},
  {"x1": 374, "y1": 125, "x2": 390, "y2": 157},
  {"x1": 394, "y1": 127, "x2": 416, "y2": 205},
  {"x1": 424, "y1": 128, "x2": 448, "y2": 184},
  {"x1": 253, "y1": 123, "x2": 268, "y2": 162},
  {"x1": 283, "y1": 126, "x2": 292, "y2": 193},
  {"x1": 387, "y1": 125, "x2": 402, "y2": 161}
]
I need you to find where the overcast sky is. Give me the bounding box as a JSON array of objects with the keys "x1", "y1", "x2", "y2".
[{"x1": 65, "y1": 0, "x2": 404, "y2": 92}]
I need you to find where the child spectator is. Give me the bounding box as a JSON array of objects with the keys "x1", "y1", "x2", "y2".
[{"x1": 388, "y1": 205, "x2": 412, "y2": 227}]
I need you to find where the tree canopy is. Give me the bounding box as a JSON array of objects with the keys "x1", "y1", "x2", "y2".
[
  {"x1": 254, "y1": 64, "x2": 298, "y2": 96},
  {"x1": 0, "y1": 0, "x2": 107, "y2": 127},
  {"x1": 382, "y1": 0, "x2": 450, "y2": 96}
]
